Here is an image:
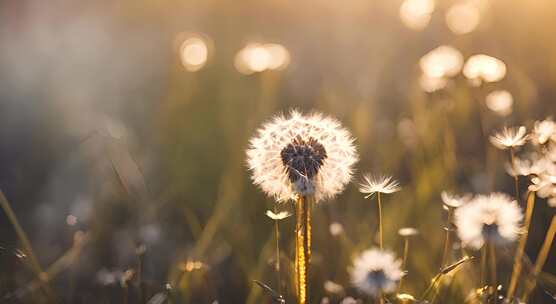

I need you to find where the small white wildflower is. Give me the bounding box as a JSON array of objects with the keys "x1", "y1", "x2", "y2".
[
  {"x1": 350, "y1": 248, "x2": 403, "y2": 297},
  {"x1": 265, "y1": 210, "x2": 292, "y2": 220},
  {"x1": 532, "y1": 118, "x2": 556, "y2": 145},
  {"x1": 455, "y1": 193, "x2": 523, "y2": 249},
  {"x1": 359, "y1": 175, "x2": 401, "y2": 198},
  {"x1": 489, "y1": 126, "x2": 528, "y2": 150},
  {"x1": 247, "y1": 110, "x2": 358, "y2": 203},
  {"x1": 441, "y1": 191, "x2": 471, "y2": 208},
  {"x1": 329, "y1": 222, "x2": 344, "y2": 236},
  {"x1": 398, "y1": 227, "x2": 419, "y2": 237}
]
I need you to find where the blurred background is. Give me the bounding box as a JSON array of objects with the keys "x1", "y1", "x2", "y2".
[{"x1": 0, "y1": 0, "x2": 555, "y2": 303}]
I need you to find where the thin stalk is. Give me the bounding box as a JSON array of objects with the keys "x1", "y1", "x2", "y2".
[
  {"x1": 295, "y1": 195, "x2": 312, "y2": 304},
  {"x1": 398, "y1": 237, "x2": 409, "y2": 291},
  {"x1": 521, "y1": 215, "x2": 556, "y2": 302},
  {"x1": 506, "y1": 192, "x2": 535, "y2": 300},
  {"x1": 273, "y1": 205, "x2": 282, "y2": 296},
  {"x1": 510, "y1": 148, "x2": 520, "y2": 201},
  {"x1": 377, "y1": 192, "x2": 383, "y2": 249},
  {"x1": 488, "y1": 243, "x2": 497, "y2": 302},
  {"x1": 0, "y1": 190, "x2": 55, "y2": 301},
  {"x1": 441, "y1": 208, "x2": 454, "y2": 267},
  {"x1": 480, "y1": 245, "x2": 487, "y2": 290}
]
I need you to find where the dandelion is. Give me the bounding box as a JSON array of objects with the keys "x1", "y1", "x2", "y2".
[
  {"x1": 419, "y1": 45, "x2": 464, "y2": 79},
  {"x1": 397, "y1": 228, "x2": 418, "y2": 291},
  {"x1": 463, "y1": 54, "x2": 506, "y2": 83},
  {"x1": 485, "y1": 90, "x2": 513, "y2": 117},
  {"x1": 265, "y1": 210, "x2": 292, "y2": 220},
  {"x1": 350, "y1": 248, "x2": 404, "y2": 299},
  {"x1": 360, "y1": 175, "x2": 401, "y2": 249},
  {"x1": 455, "y1": 193, "x2": 522, "y2": 250},
  {"x1": 398, "y1": 227, "x2": 419, "y2": 237},
  {"x1": 440, "y1": 191, "x2": 469, "y2": 267},
  {"x1": 324, "y1": 280, "x2": 344, "y2": 294},
  {"x1": 440, "y1": 191, "x2": 470, "y2": 208},
  {"x1": 531, "y1": 118, "x2": 556, "y2": 145},
  {"x1": 247, "y1": 110, "x2": 358, "y2": 304},
  {"x1": 489, "y1": 126, "x2": 528, "y2": 150},
  {"x1": 329, "y1": 222, "x2": 345, "y2": 236}
]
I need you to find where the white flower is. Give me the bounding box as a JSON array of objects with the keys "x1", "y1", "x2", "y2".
[
  {"x1": 359, "y1": 175, "x2": 401, "y2": 198},
  {"x1": 455, "y1": 193, "x2": 523, "y2": 249},
  {"x1": 350, "y1": 248, "x2": 404, "y2": 297},
  {"x1": 246, "y1": 110, "x2": 358, "y2": 203},
  {"x1": 532, "y1": 118, "x2": 556, "y2": 145},
  {"x1": 441, "y1": 191, "x2": 471, "y2": 208},
  {"x1": 489, "y1": 126, "x2": 528, "y2": 150}
]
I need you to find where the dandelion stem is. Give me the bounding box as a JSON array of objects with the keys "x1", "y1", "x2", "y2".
[
  {"x1": 295, "y1": 195, "x2": 312, "y2": 304},
  {"x1": 510, "y1": 148, "x2": 520, "y2": 201},
  {"x1": 521, "y1": 215, "x2": 556, "y2": 302},
  {"x1": 273, "y1": 205, "x2": 282, "y2": 296},
  {"x1": 398, "y1": 237, "x2": 409, "y2": 291},
  {"x1": 488, "y1": 243, "x2": 497, "y2": 302},
  {"x1": 0, "y1": 190, "x2": 56, "y2": 301},
  {"x1": 441, "y1": 208, "x2": 454, "y2": 267},
  {"x1": 480, "y1": 245, "x2": 487, "y2": 290},
  {"x1": 506, "y1": 192, "x2": 535, "y2": 300},
  {"x1": 377, "y1": 192, "x2": 383, "y2": 250}
]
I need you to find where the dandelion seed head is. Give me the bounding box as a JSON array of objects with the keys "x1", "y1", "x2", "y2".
[
  {"x1": 441, "y1": 191, "x2": 471, "y2": 208},
  {"x1": 532, "y1": 118, "x2": 556, "y2": 145},
  {"x1": 398, "y1": 227, "x2": 419, "y2": 237},
  {"x1": 350, "y1": 248, "x2": 404, "y2": 297},
  {"x1": 485, "y1": 90, "x2": 513, "y2": 117},
  {"x1": 445, "y1": 2, "x2": 481, "y2": 35},
  {"x1": 265, "y1": 210, "x2": 292, "y2": 220},
  {"x1": 399, "y1": 0, "x2": 435, "y2": 31},
  {"x1": 463, "y1": 54, "x2": 506, "y2": 83},
  {"x1": 420, "y1": 45, "x2": 464, "y2": 79},
  {"x1": 247, "y1": 110, "x2": 358, "y2": 203},
  {"x1": 359, "y1": 174, "x2": 401, "y2": 197},
  {"x1": 489, "y1": 126, "x2": 528, "y2": 150},
  {"x1": 329, "y1": 222, "x2": 345, "y2": 236},
  {"x1": 324, "y1": 280, "x2": 345, "y2": 294},
  {"x1": 455, "y1": 193, "x2": 523, "y2": 249}
]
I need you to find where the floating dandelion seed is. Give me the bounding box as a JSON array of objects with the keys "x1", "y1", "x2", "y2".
[
  {"x1": 455, "y1": 193, "x2": 523, "y2": 249},
  {"x1": 247, "y1": 110, "x2": 358, "y2": 202},
  {"x1": 485, "y1": 90, "x2": 513, "y2": 116},
  {"x1": 445, "y1": 2, "x2": 481, "y2": 35},
  {"x1": 532, "y1": 118, "x2": 556, "y2": 145},
  {"x1": 350, "y1": 248, "x2": 404, "y2": 297},
  {"x1": 441, "y1": 191, "x2": 471, "y2": 208},
  {"x1": 360, "y1": 175, "x2": 401, "y2": 197},
  {"x1": 399, "y1": 0, "x2": 435, "y2": 31},
  {"x1": 463, "y1": 54, "x2": 506, "y2": 83},
  {"x1": 420, "y1": 45, "x2": 464, "y2": 79},
  {"x1": 489, "y1": 126, "x2": 528, "y2": 150}
]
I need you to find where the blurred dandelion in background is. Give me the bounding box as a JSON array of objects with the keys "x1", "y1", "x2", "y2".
[
  {"x1": 235, "y1": 43, "x2": 290, "y2": 75},
  {"x1": 419, "y1": 73, "x2": 448, "y2": 92},
  {"x1": 463, "y1": 54, "x2": 507, "y2": 84},
  {"x1": 445, "y1": 2, "x2": 481, "y2": 35},
  {"x1": 485, "y1": 90, "x2": 513, "y2": 116},
  {"x1": 177, "y1": 33, "x2": 212, "y2": 72},
  {"x1": 399, "y1": 0, "x2": 435, "y2": 31},
  {"x1": 350, "y1": 248, "x2": 404, "y2": 297},
  {"x1": 489, "y1": 126, "x2": 528, "y2": 150},
  {"x1": 420, "y1": 46, "x2": 464, "y2": 79}
]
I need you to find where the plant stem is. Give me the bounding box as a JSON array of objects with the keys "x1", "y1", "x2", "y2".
[
  {"x1": 489, "y1": 243, "x2": 497, "y2": 303},
  {"x1": 273, "y1": 205, "x2": 282, "y2": 296},
  {"x1": 295, "y1": 195, "x2": 312, "y2": 304},
  {"x1": 506, "y1": 192, "x2": 535, "y2": 300},
  {"x1": 521, "y1": 215, "x2": 556, "y2": 302},
  {"x1": 0, "y1": 190, "x2": 56, "y2": 301},
  {"x1": 441, "y1": 208, "x2": 454, "y2": 267},
  {"x1": 398, "y1": 237, "x2": 409, "y2": 291},
  {"x1": 510, "y1": 148, "x2": 520, "y2": 201},
  {"x1": 377, "y1": 192, "x2": 383, "y2": 249},
  {"x1": 480, "y1": 245, "x2": 487, "y2": 290}
]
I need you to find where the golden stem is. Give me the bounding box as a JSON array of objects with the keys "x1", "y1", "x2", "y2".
[
  {"x1": 521, "y1": 215, "x2": 556, "y2": 302},
  {"x1": 506, "y1": 192, "x2": 535, "y2": 300},
  {"x1": 398, "y1": 237, "x2": 409, "y2": 291},
  {"x1": 273, "y1": 205, "x2": 282, "y2": 296},
  {"x1": 480, "y1": 245, "x2": 487, "y2": 289},
  {"x1": 0, "y1": 190, "x2": 55, "y2": 301},
  {"x1": 489, "y1": 243, "x2": 497, "y2": 302},
  {"x1": 377, "y1": 192, "x2": 383, "y2": 250},
  {"x1": 295, "y1": 195, "x2": 312, "y2": 304},
  {"x1": 441, "y1": 208, "x2": 454, "y2": 267}
]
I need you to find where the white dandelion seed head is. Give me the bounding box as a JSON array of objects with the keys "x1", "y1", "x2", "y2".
[
  {"x1": 398, "y1": 227, "x2": 419, "y2": 237},
  {"x1": 463, "y1": 54, "x2": 506, "y2": 83},
  {"x1": 329, "y1": 222, "x2": 345, "y2": 236},
  {"x1": 246, "y1": 110, "x2": 358, "y2": 203},
  {"x1": 359, "y1": 175, "x2": 401, "y2": 197},
  {"x1": 532, "y1": 118, "x2": 556, "y2": 145},
  {"x1": 350, "y1": 248, "x2": 404, "y2": 297},
  {"x1": 489, "y1": 126, "x2": 528, "y2": 150},
  {"x1": 324, "y1": 280, "x2": 345, "y2": 294},
  {"x1": 454, "y1": 193, "x2": 523, "y2": 249},
  {"x1": 265, "y1": 210, "x2": 292, "y2": 220},
  {"x1": 441, "y1": 191, "x2": 471, "y2": 208},
  {"x1": 529, "y1": 174, "x2": 556, "y2": 204}
]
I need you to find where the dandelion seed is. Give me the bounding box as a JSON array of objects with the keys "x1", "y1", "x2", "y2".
[
  {"x1": 359, "y1": 175, "x2": 401, "y2": 198},
  {"x1": 531, "y1": 118, "x2": 556, "y2": 145},
  {"x1": 489, "y1": 126, "x2": 528, "y2": 150},
  {"x1": 247, "y1": 110, "x2": 358, "y2": 203},
  {"x1": 441, "y1": 191, "x2": 471, "y2": 208},
  {"x1": 455, "y1": 193, "x2": 523, "y2": 249},
  {"x1": 350, "y1": 248, "x2": 404, "y2": 297},
  {"x1": 398, "y1": 227, "x2": 419, "y2": 237},
  {"x1": 265, "y1": 210, "x2": 292, "y2": 220}
]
